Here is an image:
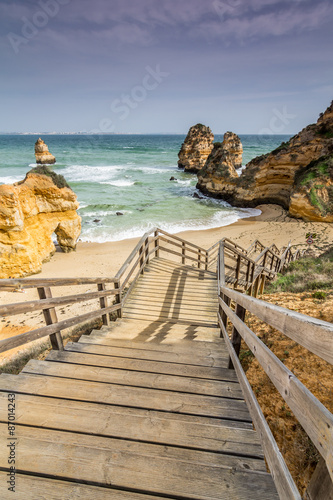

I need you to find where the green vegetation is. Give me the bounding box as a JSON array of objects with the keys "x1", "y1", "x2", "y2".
[
  {"x1": 294, "y1": 154, "x2": 333, "y2": 216},
  {"x1": 266, "y1": 247, "x2": 333, "y2": 293},
  {"x1": 28, "y1": 165, "x2": 71, "y2": 190},
  {"x1": 272, "y1": 141, "x2": 290, "y2": 154}
]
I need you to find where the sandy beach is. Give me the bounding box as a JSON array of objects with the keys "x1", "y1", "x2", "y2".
[{"x1": 1, "y1": 204, "x2": 332, "y2": 364}]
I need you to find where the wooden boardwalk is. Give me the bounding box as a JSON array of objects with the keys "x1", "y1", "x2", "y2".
[{"x1": 0, "y1": 256, "x2": 280, "y2": 499}]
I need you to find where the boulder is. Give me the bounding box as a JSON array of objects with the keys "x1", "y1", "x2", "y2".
[
  {"x1": 35, "y1": 138, "x2": 56, "y2": 165},
  {"x1": 0, "y1": 167, "x2": 81, "y2": 278},
  {"x1": 178, "y1": 124, "x2": 214, "y2": 173}
]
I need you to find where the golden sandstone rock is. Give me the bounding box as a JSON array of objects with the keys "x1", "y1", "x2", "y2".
[
  {"x1": 35, "y1": 138, "x2": 56, "y2": 165},
  {"x1": 0, "y1": 168, "x2": 81, "y2": 278},
  {"x1": 178, "y1": 124, "x2": 214, "y2": 173},
  {"x1": 197, "y1": 102, "x2": 333, "y2": 222}
]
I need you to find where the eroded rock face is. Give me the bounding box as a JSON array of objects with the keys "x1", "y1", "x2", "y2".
[
  {"x1": 178, "y1": 124, "x2": 214, "y2": 173},
  {"x1": 197, "y1": 102, "x2": 333, "y2": 221},
  {"x1": 289, "y1": 155, "x2": 333, "y2": 222},
  {"x1": 35, "y1": 138, "x2": 56, "y2": 165},
  {"x1": 222, "y1": 132, "x2": 243, "y2": 170},
  {"x1": 0, "y1": 168, "x2": 81, "y2": 278}
]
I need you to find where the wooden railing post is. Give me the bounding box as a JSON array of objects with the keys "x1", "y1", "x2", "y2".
[
  {"x1": 220, "y1": 294, "x2": 231, "y2": 338},
  {"x1": 228, "y1": 303, "x2": 246, "y2": 369},
  {"x1": 37, "y1": 287, "x2": 64, "y2": 351},
  {"x1": 253, "y1": 276, "x2": 261, "y2": 298},
  {"x1": 140, "y1": 244, "x2": 144, "y2": 274},
  {"x1": 97, "y1": 283, "x2": 109, "y2": 326},
  {"x1": 205, "y1": 251, "x2": 209, "y2": 271},
  {"x1": 259, "y1": 274, "x2": 266, "y2": 295},
  {"x1": 114, "y1": 281, "x2": 122, "y2": 318},
  {"x1": 198, "y1": 249, "x2": 202, "y2": 269},
  {"x1": 182, "y1": 242, "x2": 186, "y2": 265},
  {"x1": 234, "y1": 255, "x2": 241, "y2": 288},
  {"x1": 145, "y1": 237, "x2": 149, "y2": 266},
  {"x1": 304, "y1": 457, "x2": 333, "y2": 500},
  {"x1": 154, "y1": 230, "x2": 159, "y2": 258}
]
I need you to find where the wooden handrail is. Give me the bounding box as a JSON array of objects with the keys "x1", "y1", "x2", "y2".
[{"x1": 0, "y1": 277, "x2": 118, "y2": 291}]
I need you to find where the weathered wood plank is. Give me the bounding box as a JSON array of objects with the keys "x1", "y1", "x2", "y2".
[
  {"x1": 0, "y1": 276, "x2": 117, "y2": 290},
  {"x1": 305, "y1": 458, "x2": 333, "y2": 500},
  {"x1": 46, "y1": 350, "x2": 238, "y2": 381},
  {"x1": 0, "y1": 472, "x2": 172, "y2": 500},
  {"x1": 221, "y1": 285, "x2": 333, "y2": 364},
  {"x1": 219, "y1": 314, "x2": 301, "y2": 500},
  {"x1": 0, "y1": 424, "x2": 278, "y2": 499},
  {"x1": 123, "y1": 311, "x2": 217, "y2": 327},
  {"x1": 70, "y1": 340, "x2": 225, "y2": 366},
  {"x1": 0, "y1": 373, "x2": 251, "y2": 420},
  {"x1": 22, "y1": 359, "x2": 239, "y2": 398},
  {"x1": 219, "y1": 297, "x2": 333, "y2": 480},
  {"x1": 0, "y1": 392, "x2": 262, "y2": 455}
]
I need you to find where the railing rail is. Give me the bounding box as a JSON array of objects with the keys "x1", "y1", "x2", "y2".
[{"x1": 217, "y1": 242, "x2": 333, "y2": 499}]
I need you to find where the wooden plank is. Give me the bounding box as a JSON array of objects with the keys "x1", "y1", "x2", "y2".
[
  {"x1": 125, "y1": 291, "x2": 217, "y2": 305},
  {"x1": 81, "y1": 336, "x2": 228, "y2": 355},
  {"x1": 0, "y1": 289, "x2": 118, "y2": 318},
  {"x1": 305, "y1": 458, "x2": 333, "y2": 500},
  {"x1": 66, "y1": 341, "x2": 226, "y2": 366},
  {"x1": 124, "y1": 302, "x2": 217, "y2": 316},
  {"x1": 0, "y1": 423, "x2": 278, "y2": 499},
  {"x1": 0, "y1": 276, "x2": 117, "y2": 290},
  {"x1": 219, "y1": 298, "x2": 333, "y2": 480},
  {"x1": 0, "y1": 303, "x2": 121, "y2": 354},
  {"x1": 46, "y1": 350, "x2": 238, "y2": 381},
  {"x1": 0, "y1": 392, "x2": 261, "y2": 455},
  {"x1": 22, "y1": 359, "x2": 239, "y2": 398},
  {"x1": 122, "y1": 308, "x2": 217, "y2": 323},
  {"x1": 37, "y1": 286, "x2": 64, "y2": 351},
  {"x1": 125, "y1": 298, "x2": 217, "y2": 312},
  {"x1": 219, "y1": 314, "x2": 301, "y2": 500},
  {"x1": 0, "y1": 373, "x2": 251, "y2": 421},
  {"x1": 123, "y1": 311, "x2": 217, "y2": 327},
  {"x1": 221, "y1": 286, "x2": 333, "y2": 365},
  {"x1": 0, "y1": 472, "x2": 171, "y2": 500}
]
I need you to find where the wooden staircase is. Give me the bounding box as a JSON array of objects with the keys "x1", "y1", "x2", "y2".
[{"x1": 0, "y1": 228, "x2": 331, "y2": 499}]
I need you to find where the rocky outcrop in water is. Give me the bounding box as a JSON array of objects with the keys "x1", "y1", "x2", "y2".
[
  {"x1": 35, "y1": 138, "x2": 56, "y2": 165},
  {"x1": 222, "y1": 132, "x2": 243, "y2": 170},
  {"x1": 178, "y1": 124, "x2": 214, "y2": 173},
  {"x1": 197, "y1": 102, "x2": 333, "y2": 222},
  {"x1": 0, "y1": 167, "x2": 81, "y2": 278}
]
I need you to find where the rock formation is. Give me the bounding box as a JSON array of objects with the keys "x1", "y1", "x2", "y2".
[
  {"x1": 222, "y1": 132, "x2": 243, "y2": 170},
  {"x1": 0, "y1": 167, "x2": 81, "y2": 278},
  {"x1": 178, "y1": 124, "x2": 214, "y2": 173},
  {"x1": 35, "y1": 138, "x2": 56, "y2": 165},
  {"x1": 197, "y1": 101, "x2": 333, "y2": 222}
]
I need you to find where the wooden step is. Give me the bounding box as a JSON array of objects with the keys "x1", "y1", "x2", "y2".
[
  {"x1": 46, "y1": 350, "x2": 237, "y2": 381},
  {"x1": 22, "y1": 359, "x2": 240, "y2": 398},
  {"x1": 0, "y1": 373, "x2": 251, "y2": 420},
  {"x1": 0, "y1": 424, "x2": 278, "y2": 499}
]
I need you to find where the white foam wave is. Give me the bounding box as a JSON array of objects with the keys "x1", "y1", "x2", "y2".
[
  {"x1": 61, "y1": 164, "x2": 127, "y2": 182},
  {"x1": 138, "y1": 166, "x2": 175, "y2": 174},
  {"x1": 79, "y1": 207, "x2": 262, "y2": 243},
  {"x1": 82, "y1": 209, "x2": 133, "y2": 217},
  {"x1": 101, "y1": 180, "x2": 135, "y2": 187},
  {"x1": 0, "y1": 176, "x2": 22, "y2": 185},
  {"x1": 176, "y1": 179, "x2": 192, "y2": 186},
  {"x1": 123, "y1": 147, "x2": 134, "y2": 149}
]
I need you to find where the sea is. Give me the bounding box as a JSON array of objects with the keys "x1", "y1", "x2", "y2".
[{"x1": 0, "y1": 134, "x2": 291, "y2": 243}]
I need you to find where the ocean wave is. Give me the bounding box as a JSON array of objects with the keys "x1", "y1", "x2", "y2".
[
  {"x1": 176, "y1": 179, "x2": 193, "y2": 186},
  {"x1": 0, "y1": 176, "x2": 22, "y2": 185},
  {"x1": 100, "y1": 180, "x2": 135, "y2": 187},
  {"x1": 79, "y1": 206, "x2": 262, "y2": 243},
  {"x1": 137, "y1": 166, "x2": 175, "y2": 175},
  {"x1": 61, "y1": 164, "x2": 127, "y2": 182}
]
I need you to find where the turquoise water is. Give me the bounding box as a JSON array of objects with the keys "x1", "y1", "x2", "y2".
[{"x1": 0, "y1": 134, "x2": 291, "y2": 242}]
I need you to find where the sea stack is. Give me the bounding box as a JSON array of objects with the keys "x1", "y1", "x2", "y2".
[
  {"x1": 35, "y1": 138, "x2": 56, "y2": 165},
  {"x1": 197, "y1": 101, "x2": 333, "y2": 222},
  {"x1": 178, "y1": 124, "x2": 214, "y2": 173},
  {"x1": 196, "y1": 132, "x2": 242, "y2": 198},
  {"x1": 0, "y1": 166, "x2": 81, "y2": 278}
]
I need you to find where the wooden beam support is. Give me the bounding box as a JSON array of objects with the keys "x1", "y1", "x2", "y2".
[{"x1": 37, "y1": 287, "x2": 64, "y2": 351}]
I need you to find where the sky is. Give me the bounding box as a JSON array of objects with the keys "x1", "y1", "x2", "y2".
[{"x1": 1, "y1": 0, "x2": 333, "y2": 134}]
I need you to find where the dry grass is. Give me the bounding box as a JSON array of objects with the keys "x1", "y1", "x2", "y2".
[{"x1": 238, "y1": 290, "x2": 333, "y2": 495}]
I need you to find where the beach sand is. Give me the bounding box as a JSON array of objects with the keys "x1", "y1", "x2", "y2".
[{"x1": 1, "y1": 204, "x2": 332, "y2": 363}]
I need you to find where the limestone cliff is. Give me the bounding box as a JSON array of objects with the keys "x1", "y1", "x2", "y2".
[
  {"x1": 0, "y1": 167, "x2": 81, "y2": 278},
  {"x1": 197, "y1": 102, "x2": 333, "y2": 221},
  {"x1": 178, "y1": 124, "x2": 214, "y2": 173},
  {"x1": 289, "y1": 155, "x2": 333, "y2": 222},
  {"x1": 35, "y1": 138, "x2": 56, "y2": 165}
]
